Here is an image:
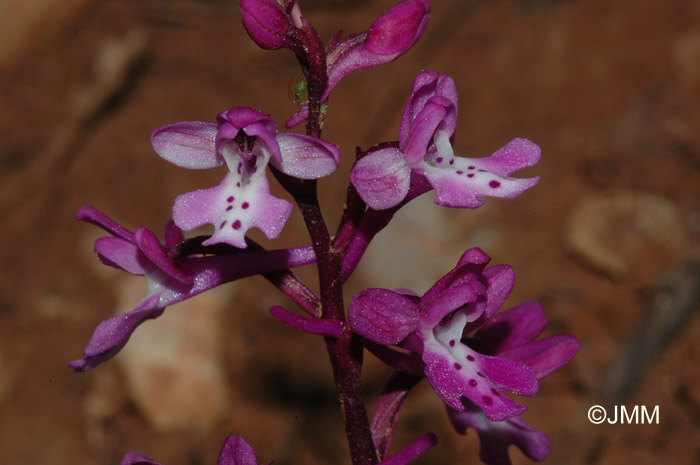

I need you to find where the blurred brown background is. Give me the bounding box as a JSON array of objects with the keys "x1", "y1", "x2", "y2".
[{"x1": 1, "y1": 0, "x2": 700, "y2": 464}]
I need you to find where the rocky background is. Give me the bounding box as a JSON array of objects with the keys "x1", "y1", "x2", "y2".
[{"x1": 1, "y1": 0, "x2": 699, "y2": 464}]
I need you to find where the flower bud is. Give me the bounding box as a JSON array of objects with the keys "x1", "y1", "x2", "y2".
[{"x1": 240, "y1": 0, "x2": 291, "y2": 50}]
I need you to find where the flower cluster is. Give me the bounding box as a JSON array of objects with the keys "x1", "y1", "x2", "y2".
[{"x1": 70, "y1": 1, "x2": 579, "y2": 465}]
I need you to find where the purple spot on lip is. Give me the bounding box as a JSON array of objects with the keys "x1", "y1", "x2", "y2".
[
  {"x1": 241, "y1": 202, "x2": 249, "y2": 209},
  {"x1": 468, "y1": 166, "x2": 475, "y2": 170},
  {"x1": 236, "y1": 182, "x2": 241, "y2": 187},
  {"x1": 227, "y1": 196, "x2": 234, "y2": 202},
  {"x1": 468, "y1": 379, "x2": 477, "y2": 387},
  {"x1": 466, "y1": 355, "x2": 475, "y2": 361},
  {"x1": 489, "y1": 180, "x2": 501, "y2": 188},
  {"x1": 467, "y1": 173, "x2": 474, "y2": 178},
  {"x1": 454, "y1": 363, "x2": 462, "y2": 370},
  {"x1": 219, "y1": 221, "x2": 227, "y2": 229},
  {"x1": 449, "y1": 340, "x2": 455, "y2": 347},
  {"x1": 232, "y1": 220, "x2": 241, "y2": 230},
  {"x1": 482, "y1": 395, "x2": 493, "y2": 405},
  {"x1": 226, "y1": 205, "x2": 233, "y2": 211},
  {"x1": 436, "y1": 157, "x2": 443, "y2": 163},
  {"x1": 491, "y1": 388, "x2": 500, "y2": 396},
  {"x1": 477, "y1": 371, "x2": 485, "y2": 378},
  {"x1": 237, "y1": 162, "x2": 242, "y2": 174},
  {"x1": 449, "y1": 159, "x2": 454, "y2": 165},
  {"x1": 456, "y1": 170, "x2": 463, "y2": 175}
]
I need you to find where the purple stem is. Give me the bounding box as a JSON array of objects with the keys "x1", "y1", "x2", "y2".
[{"x1": 272, "y1": 17, "x2": 378, "y2": 464}]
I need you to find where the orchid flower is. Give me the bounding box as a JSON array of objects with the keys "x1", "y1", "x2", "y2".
[
  {"x1": 348, "y1": 247, "x2": 579, "y2": 422},
  {"x1": 151, "y1": 106, "x2": 339, "y2": 248},
  {"x1": 350, "y1": 70, "x2": 541, "y2": 210},
  {"x1": 69, "y1": 206, "x2": 316, "y2": 372}
]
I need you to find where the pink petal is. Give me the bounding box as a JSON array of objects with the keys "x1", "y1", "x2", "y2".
[
  {"x1": 151, "y1": 121, "x2": 220, "y2": 169},
  {"x1": 350, "y1": 146, "x2": 411, "y2": 210},
  {"x1": 273, "y1": 132, "x2": 340, "y2": 179},
  {"x1": 172, "y1": 172, "x2": 292, "y2": 248}
]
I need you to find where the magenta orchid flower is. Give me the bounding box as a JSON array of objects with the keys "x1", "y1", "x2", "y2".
[
  {"x1": 348, "y1": 247, "x2": 579, "y2": 422},
  {"x1": 350, "y1": 71, "x2": 541, "y2": 210},
  {"x1": 151, "y1": 107, "x2": 339, "y2": 248},
  {"x1": 69, "y1": 206, "x2": 316, "y2": 372}
]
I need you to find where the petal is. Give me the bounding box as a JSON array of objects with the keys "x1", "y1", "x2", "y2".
[
  {"x1": 323, "y1": 0, "x2": 429, "y2": 100},
  {"x1": 479, "y1": 137, "x2": 541, "y2": 176},
  {"x1": 499, "y1": 334, "x2": 580, "y2": 380},
  {"x1": 475, "y1": 352, "x2": 538, "y2": 397},
  {"x1": 400, "y1": 72, "x2": 458, "y2": 146},
  {"x1": 217, "y1": 435, "x2": 259, "y2": 465},
  {"x1": 121, "y1": 452, "x2": 163, "y2": 465},
  {"x1": 349, "y1": 289, "x2": 419, "y2": 345},
  {"x1": 366, "y1": 0, "x2": 430, "y2": 55},
  {"x1": 240, "y1": 0, "x2": 291, "y2": 50},
  {"x1": 172, "y1": 171, "x2": 293, "y2": 248},
  {"x1": 77, "y1": 205, "x2": 135, "y2": 242},
  {"x1": 285, "y1": 103, "x2": 309, "y2": 129},
  {"x1": 270, "y1": 305, "x2": 345, "y2": 338},
  {"x1": 94, "y1": 236, "x2": 150, "y2": 275},
  {"x1": 272, "y1": 132, "x2": 340, "y2": 179},
  {"x1": 68, "y1": 293, "x2": 165, "y2": 372},
  {"x1": 134, "y1": 227, "x2": 191, "y2": 283},
  {"x1": 419, "y1": 247, "x2": 491, "y2": 327},
  {"x1": 400, "y1": 99, "x2": 448, "y2": 163},
  {"x1": 474, "y1": 301, "x2": 548, "y2": 354},
  {"x1": 448, "y1": 404, "x2": 550, "y2": 465},
  {"x1": 371, "y1": 372, "x2": 423, "y2": 459},
  {"x1": 163, "y1": 220, "x2": 185, "y2": 248},
  {"x1": 377, "y1": 433, "x2": 437, "y2": 465},
  {"x1": 420, "y1": 313, "x2": 530, "y2": 421},
  {"x1": 463, "y1": 264, "x2": 515, "y2": 334},
  {"x1": 420, "y1": 131, "x2": 540, "y2": 208},
  {"x1": 350, "y1": 146, "x2": 411, "y2": 210},
  {"x1": 151, "y1": 121, "x2": 220, "y2": 169}
]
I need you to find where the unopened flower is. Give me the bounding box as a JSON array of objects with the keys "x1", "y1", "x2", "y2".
[
  {"x1": 285, "y1": 0, "x2": 430, "y2": 127},
  {"x1": 349, "y1": 248, "x2": 578, "y2": 422},
  {"x1": 350, "y1": 71, "x2": 541, "y2": 210},
  {"x1": 152, "y1": 106, "x2": 339, "y2": 248},
  {"x1": 69, "y1": 206, "x2": 316, "y2": 372}
]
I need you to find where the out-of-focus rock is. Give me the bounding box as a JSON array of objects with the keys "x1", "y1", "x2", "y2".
[
  {"x1": 116, "y1": 277, "x2": 231, "y2": 433},
  {"x1": 566, "y1": 191, "x2": 685, "y2": 278}
]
